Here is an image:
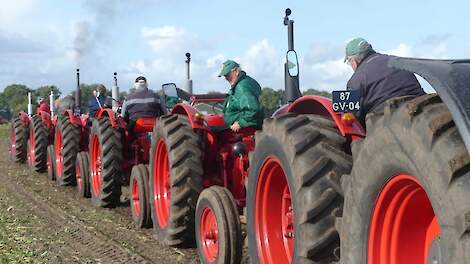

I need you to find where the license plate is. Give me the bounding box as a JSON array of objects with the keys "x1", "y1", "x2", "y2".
[{"x1": 332, "y1": 90, "x2": 361, "y2": 113}]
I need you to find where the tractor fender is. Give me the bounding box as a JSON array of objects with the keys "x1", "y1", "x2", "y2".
[
  {"x1": 388, "y1": 57, "x2": 470, "y2": 153},
  {"x1": 37, "y1": 111, "x2": 53, "y2": 130},
  {"x1": 95, "y1": 108, "x2": 124, "y2": 128},
  {"x1": 171, "y1": 103, "x2": 207, "y2": 130},
  {"x1": 282, "y1": 95, "x2": 365, "y2": 138},
  {"x1": 18, "y1": 111, "x2": 30, "y2": 126},
  {"x1": 62, "y1": 110, "x2": 83, "y2": 127}
]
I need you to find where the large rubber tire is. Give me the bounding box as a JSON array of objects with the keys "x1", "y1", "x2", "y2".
[
  {"x1": 76, "y1": 151, "x2": 91, "y2": 198},
  {"x1": 247, "y1": 113, "x2": 352, "y2": 264},
  {"x1": 340, "y1": 94, "x2": 470, "y2": 264},
  {"x1": 28, "y1": 115, "x2": 48, "y2": 172},
  {"x1": 195, "y1": 186, "x2": 242, "y2": 264},
  {"x1": 89, "y1": 117, "x2": 123, "y2": 208},
  {"x1": 130, "y1": 164, "x2": 152, "y2": 228},
  {"x1": 47, "y1": 145, "x2": 56, "y2": 181},
  {"x1": 11, "y1": 117, "x2": 28, "y2": 163},
  {"x1": 55, "y1": 116, "x2": 80, "y2": 186},
  {"x1": 149, "y1": 114, "x2": 203, "y2": 247}
]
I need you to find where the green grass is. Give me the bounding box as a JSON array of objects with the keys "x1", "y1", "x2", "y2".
[{"x1": 0, "y1": 123, "x2": 10, "y2": 139}]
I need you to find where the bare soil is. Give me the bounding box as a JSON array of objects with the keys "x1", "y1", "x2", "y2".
[{"x1": 0, "y1": 135, "x2": 199, "y2": 264}]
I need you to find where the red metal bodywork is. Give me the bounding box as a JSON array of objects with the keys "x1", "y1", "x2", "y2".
[
  {"x1": 170, "y1": 101, "x2": 255, "y2": 208},
  {"x1": 276, "y1": 96, "x2": 366, "y2": 140}
]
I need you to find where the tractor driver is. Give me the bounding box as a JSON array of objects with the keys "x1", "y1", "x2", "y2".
[
  {"x1": 219, "y1": 60, "x2": 264, "y2": 132},
  {"x1": 121, "y1": 76, "x2": 165, "y2": 127},
  {"x1": 345, "y1": 38, "x2": 425, "y2": 128},
  {"x1": 88, "y1": 84, "x2": 110, "y2": 118}
]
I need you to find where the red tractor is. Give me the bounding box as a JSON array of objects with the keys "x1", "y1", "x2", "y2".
[
  {"x1": 244, "y1": 9, "x2": 470, "y2": 264},
  {"x1": 10, "y1": 92, "x2": 56, "y2": 174},
  {"x1": 141, "y1": 10, "x2": 362, "y2": 263}
]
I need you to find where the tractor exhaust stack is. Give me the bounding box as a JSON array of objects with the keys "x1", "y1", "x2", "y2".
[
  {"x1": 27, "y1": 92, "x2": 32, "y2": 116},
  {"x1": 75, "y1": 68, "x2": 81, "y2": 114},
  {"x1": 283, "y1": 8, "x2": 302, "y2": 103},
  {"x1": 49, "y1": 90, "x2": 54, "y2": 118},
  {"x1": 184, "y1": 52, "x2": 193, "y2": 94},
  {"x1": 112, "y1": 72, "x2": 119, "y2": 110}
]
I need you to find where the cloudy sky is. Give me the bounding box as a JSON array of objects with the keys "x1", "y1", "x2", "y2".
[{"x1": 0, "y1": 0, "x2": 468, "y2": 95}]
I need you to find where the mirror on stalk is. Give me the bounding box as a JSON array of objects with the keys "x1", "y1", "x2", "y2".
[
  {"x1": 162, "y1": 83, "x2": 179, "y2": 109},
  {"x1": 286, "y1": 50, "x2": 299, "y2": 77}
]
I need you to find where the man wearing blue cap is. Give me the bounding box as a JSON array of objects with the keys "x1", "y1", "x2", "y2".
[
  {"x1": 345, "y1": 38, "x2": 425, "y2": 127},
  {"x1": 219, "y1": 60, "x2": 264, "y2": 132}
]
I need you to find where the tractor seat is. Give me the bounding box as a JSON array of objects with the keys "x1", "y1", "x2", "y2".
[{"x1": 133, "y1": 117, "x2": 156, "y2": 133}]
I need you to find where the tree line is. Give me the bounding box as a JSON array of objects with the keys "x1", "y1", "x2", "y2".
[{"x1": 0, "y1": 84, "x2": 331, "y2": 120}]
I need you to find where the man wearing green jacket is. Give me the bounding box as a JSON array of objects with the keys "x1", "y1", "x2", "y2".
[{"x1": 219, "y1": 60, "x2": 264, "y2": 132}]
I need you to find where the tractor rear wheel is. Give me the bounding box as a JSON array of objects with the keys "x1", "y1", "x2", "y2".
[
  {"x1": 195, "y1": 186, "x2": 242, "y2": 264},
  {"x1": 11, "y1": 117, "x2": 28, "y2": 163},
  {"x1": 130, "y1": 164, "x2": 151, "y2": 228},
  {"x1": 247, "y1": 113, "x2": 352, "y2": 264},
  {"x1": 55, "y1": 116, "x2": 80, "y2": 186},
  {"x1": 76, "y1": 151, "x2": 91, "y2": 198},
  {"x1": 340, "y1": 95, "x2": 470, "y2": 264},
  {"x1": 47, "y1": 145, "x2": 56, "y2": 181},
  {"x1": 28, "y1": 115, "x2": 48, "y2": 172},
  {"x1": 89, "y1": 116, "x2": 123, "y2": 208},
  {"x1": 149, "y1": 114, "x2": 203, "y2": 247}
]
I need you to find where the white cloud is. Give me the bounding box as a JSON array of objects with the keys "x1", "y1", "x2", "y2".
[{"x1": 0, "y1": 0, "x2": 37, "y2": 30}]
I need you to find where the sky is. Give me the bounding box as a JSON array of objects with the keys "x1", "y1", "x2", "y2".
[{"x1": 0, "y1": 0, "x2": 469, "y2": 95}]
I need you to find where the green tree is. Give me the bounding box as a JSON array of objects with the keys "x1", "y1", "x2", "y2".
[
  {"x1": 35, "y1": 85, "x2": 61, "y2": 101},
  {"x1": 260, "y1": 87, "x2": 285, "y2": 116},
  {"x1": 1, "y1": 84, "x2": 32, "y2": 114},
  {"x1": 302, "y1": 88, "x2": 331, "y2": 98}
]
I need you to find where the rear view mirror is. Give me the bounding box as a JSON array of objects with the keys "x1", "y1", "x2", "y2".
[
  {"x1": 162, "y1": 83, "x2": 178, "y2": 97},
  {"x1": 286, "y1": 50, "x2": 299, "y2": 77}
]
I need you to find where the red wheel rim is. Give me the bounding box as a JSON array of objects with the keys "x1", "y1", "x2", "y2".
[
  {"x1": 28, "y1": 128, "x2": 36, "y2": 166},
  {"x1": 255, "y1": 156, "x2": 294, "y2": 264},
  {"x1": 368, "y1": 174, "x2": 440, "y2": 264},
  {"x1": 55, "y1": 130, "x2": 63, "y2": 177},
  {"x1": 153, "y1": 139, "x2": 171, "y2": 228},
  {"x1": 10, "y1": 125, "x2": 16, "y2": 156},
  {"x1": 131, "y1": 176, "x2": 141, "y2": 217},
  {"x1": 200, "y1": 207, "x2": 219, "y2": 262},
  {"x1": 76, "y1": 160, "x2": 82, "y2": 193},
  {"x1": 90, "y1": 135, "x2": 102, "y2": 197}
]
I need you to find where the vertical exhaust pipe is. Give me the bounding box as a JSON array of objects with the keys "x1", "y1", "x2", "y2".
[
  {"x1": 284, "y1": 8, "x2": 301, "y2": 103},
  {"x1": 27, "y1": 92, "x2": 32, "y2": 116},
  {"x1": 112, "y1": 72, "x2": 119, "y2": 110},
  {"x1": 184, "y1": 52, "x2": 193, "y2": 94},
  {"x1": 75, "y1": 68, "x2": 81, "y2": 113},
  {"x1": 49, "y1": 90, "x2": 54, "y2": 118}
]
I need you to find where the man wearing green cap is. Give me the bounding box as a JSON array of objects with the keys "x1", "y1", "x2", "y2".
[
  {"x1": 219, "y1": 60, "x2": 264, "y2": 132},
  {"x1": 344, "y1": 37, "x2": 425, "y2": 127}
]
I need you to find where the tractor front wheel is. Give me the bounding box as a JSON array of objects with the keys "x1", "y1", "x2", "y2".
[
  {"x1": 130, "y1": 164, "x2": 151, "y2": 228},
  {"x1": 196, "y1": 186, "x2": 242, "y2": 264},
  {"x1": 76, "y1": 151, "x2": 91, "y2": 198},
  {"x1": 341, "y1": 95, "x2": 470, "y2": 264},
  {"x1": 47, "y1": 145, "x2": 56, "y2": 181},
  {"x1": 247, "y1": 113, "x2": 352, "y2": 263}
]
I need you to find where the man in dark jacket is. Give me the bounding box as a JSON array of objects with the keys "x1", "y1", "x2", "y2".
[
  {"x1": 345, "y1": 38, "x2": 425, "y2": 127},
  {"x1": 219, "y1": 60, "x2": 264, "y2": 132},
  {"x1": 121, "y1": 76, "x2": 164, "y2": 124},
  {"x1": 88, "y1": 84, "x2": 109, "y2": 117}
]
